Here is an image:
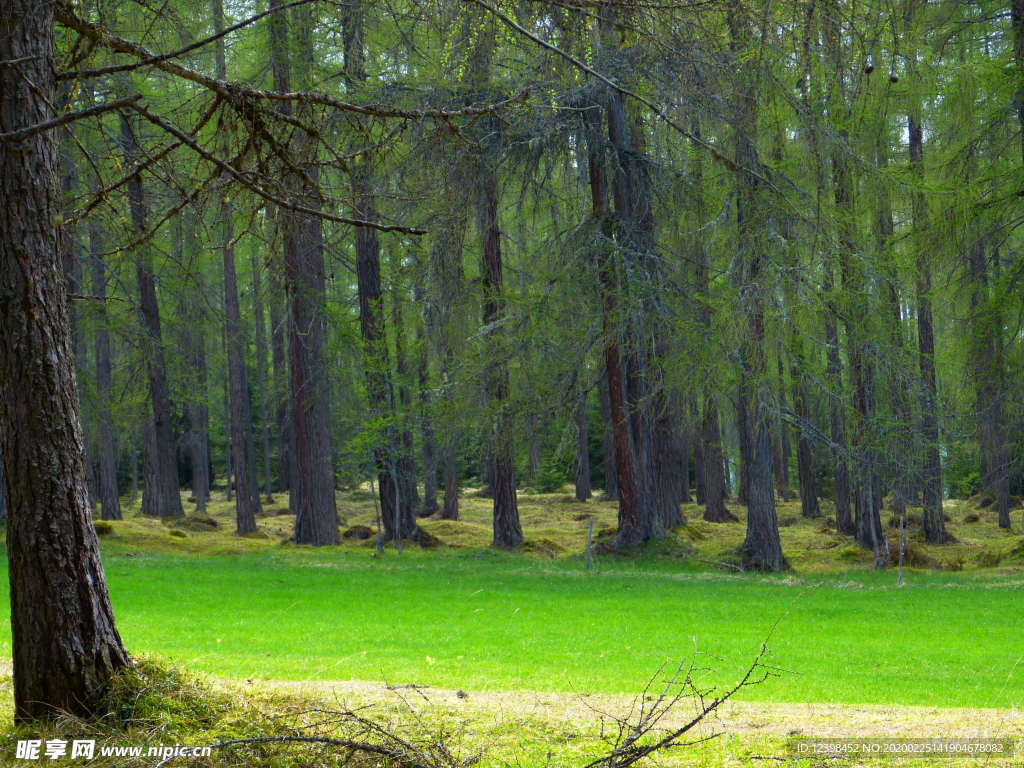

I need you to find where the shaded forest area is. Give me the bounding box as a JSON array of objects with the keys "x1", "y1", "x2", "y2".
[
  {"x1": 2, "y1": 0, "x2": 1024, "y2": 731},
  {"x1": 6, "y1": 0, "x2": 1024, "y2": 568}
]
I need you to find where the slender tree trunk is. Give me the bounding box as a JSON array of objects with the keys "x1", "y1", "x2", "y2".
[
  {"x1": 597, "y1": 370, "x2": 619, "y2": 500},
  {"x1": 773, "y1": 350, "x2": 792, "y2": 500},
  {"x1": 824, "y1": 4, "x2": 885, "y2": 563},
  {"x1": 220, "y1": 201, "x2": 261, "y2": 533},
  {"x1": 478, "y1": 163, "x2": 524, "y2": 549},
  {"x1": 59, "y1": 121, "x2": 95, "y2": 510},
  {"x1": 575, "y1": 388, "x2": 592, "y2": 502},
  {"x1": 690, "y1": 120, "x2": 731, "y2": 523},
  {"x1": 268, "y1": 230, "x2": 290, "y2": 495},
  {"x1": 415, "y1": 299, "x2": 439, "y2": 516},
  {"x1": 735, "y1": 387, "x2": 751, "y2": 506},
  {"x1": 120, "y1": 114, "x2": 182, "y2": 519},
  {"x1": 1, "y1": 0, "x2": 130, "y2": 719},
  {"x1": 274, "y1": 3, "x2": 339, "y2": 546},
  {"x1": 390, "y1": 262, "x2": 421, "y2": 515},
  {"x1": 88, "y1": 193, "x2": 122, "y2": 521},
  {"x1": 343, "y1": 0, "x2": 418, "y2": 544},
  {"x1": 967, "y1": 237, "x2": 1011, "y2": 528},
  {"x1": 222, "y1": 369, "x2": 233, "y2": 503},
  {"x1": 602, "y1": 34, "x2": 663, "y2": 547},
  {"x1": 251, "y1": 249, "x2": 275, "y2": 503},
  {"x1": 905, "y1": 13, "x2": 947, "y2": 542},
  {"x1": 212, "y1": 0, "x2": 260, "y2": 533},
  {"x1": 790, "y1": 332, "x2": 820, "y2": 519},
  {"x1": 728, "y1": 0, "x2": 784, "y2": 571},
  {"x1": 177, "y1": 212, "x2": 210, "y2": 514},
  {"x1": 583, "y1": 102, "x2": 643, "y2": 547},
  {"x1": 1013, "y1": 0, "x2": 1024, "y2": 163},
  {"x1": 83, "y1": 127, "x2": 122, "y2": 521}
]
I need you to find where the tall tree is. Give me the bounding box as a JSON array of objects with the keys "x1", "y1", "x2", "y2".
[
  {"x1": 212, "y1": 0, "x2": 261, "y2": 534},
  {"x1": 276, "y1": 0, "x2": 339, "y2": 545},
  {"x1": 120, "y1": 112, "x2": 183, "y2": 520},
  {"x1": 1, "y1": 0, "x2": 129, "y2": 719},
  {"x1": 728, "y1": 0, "x2": 784, "y2": 571},
  {"x1": 906, "y1": 0, "x2": 947, "y2": 544}
]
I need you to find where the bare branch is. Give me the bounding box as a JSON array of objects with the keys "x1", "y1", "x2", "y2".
[
  {"x1": 0, "y1": 94, "x2": 140, "y2": 142},
  {"x1": 129, "y1": 103, "x2": 428, "y2": 234}
]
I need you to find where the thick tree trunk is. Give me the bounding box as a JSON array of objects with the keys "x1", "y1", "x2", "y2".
[
  {"x1": 441, "y1": 427, "x2": 460, "y2": 520},
  {"x1": 274, "y1": 4, "x2": 339, "y2": 546},
  {"x1": 120, "y1": 114, "x2": 183, "y2": 520},
  {"x1": 651, "y1": 394, "x2": 686, "y2": 528},
  {"x1": 0, "y1": 0, "x2": 130, "y2": 719},
  {"x1": 701, "y1": 395, "x2": 731, "y2": 522}
]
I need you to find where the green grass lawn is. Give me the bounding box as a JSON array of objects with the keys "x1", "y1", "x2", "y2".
[{"x1": 0, "y1": 547, "x2": 1018, "y2": 710}]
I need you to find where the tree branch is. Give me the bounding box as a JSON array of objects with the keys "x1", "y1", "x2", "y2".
[
  {"x1": 129, "y1": 103, "x2": 428, "y2": 234},
  {"x1": 0, "y1": 94, "x2": 140, "y2": 142}
]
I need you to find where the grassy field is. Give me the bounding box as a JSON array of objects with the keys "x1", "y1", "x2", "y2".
[
  {"x1": 0, "y1": 489, "x2": 1022, "y2": 766},
  {"x1": 0, "y1": 488, "x2": 1021, "y2": 711}
]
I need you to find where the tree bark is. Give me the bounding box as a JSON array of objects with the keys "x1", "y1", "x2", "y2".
[
  {"x1": 272, "y1": 2, "x2": 339, "y2": 545},
  {"x1": 212, "y1": 0, "x2": 261, "y2": 534},
  {"x1": 1, "y1": 0, "x2": 130, "y2": 719},
  {"x1": 414, "y1": 269, "x2": 439, "y2": 516},
  {"x1": 967, "y1": 236, "x2": 1011, "y2": 528},
  {"x1": 905, "y1": 7, "x2": 947, "y2": 543},
  {"x1": 251, "y1": 248, "x2": 275, "y2": 503},
  {"x1": 597, "y1": 370, "x2": 619, "y2": 500},
  {"x1": 583, "y1": 100, "x2": 644, "y2": 547},
  {"x1": 120, "y1": 113, "x2": 183, "y2": 520},
  {"x1": 176, "y1": 211, "x2": 211, "y2": 514},
  {"x1": 88, "y1": 188, "x2": 121, "y2": 521},
  {"x1": 574, "y1": 388, "x2": 592, "y2": 502},
  {"x1": 390, "y1": 261, "x2": 421, "y2": 515},
  {"x1": 728, "y1": 0, "x2": 784, "y2": 571},
  {"x1": 478, "y1": 163, "x2": 524, "y2": 549}
]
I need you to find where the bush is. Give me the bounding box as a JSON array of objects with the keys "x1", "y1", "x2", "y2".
[{"x1": 534, "y1": 463, "x2": 569, "y2": 493}]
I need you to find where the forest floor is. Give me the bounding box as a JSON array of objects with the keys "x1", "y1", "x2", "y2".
[
  {"x1": 0, "y1": 488, "x2": 1022, "y2": 765},
  {"x1": 93, "y1": 483, "x2": 1024, "y2": 572}
]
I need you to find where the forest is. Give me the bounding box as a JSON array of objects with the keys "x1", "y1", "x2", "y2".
[{"x1": 1, "y1": 0, "x2": 1023, "y2": 763}]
